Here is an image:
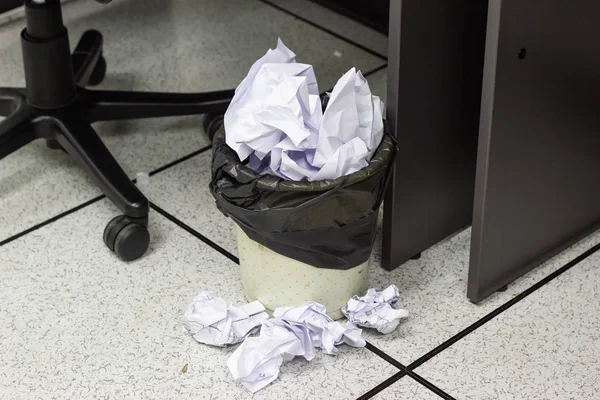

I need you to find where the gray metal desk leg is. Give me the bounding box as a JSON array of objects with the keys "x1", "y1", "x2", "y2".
[{"x1": 382, "y1": 0, "x2": 487, "y2": 270}]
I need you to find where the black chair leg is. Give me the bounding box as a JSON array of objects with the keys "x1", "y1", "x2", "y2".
[
  {"x1": 45, "y1": 29, "x2": 106, "y2": 153},
  {"x1": 72, "y1": 30, "x2": 105, "y2": 87},
  {"x1": 52, "y1": 112, "x2": 149, "y2": 220},
  {"x1": 0, "y1": 106, "x2": 36, "y2": 160},
  {"x1": 85, "y1": 89, "x2": 235, "y2": 122},
  {"x1": 51, "y1": 111, "x2": 151, "y2": 261}
]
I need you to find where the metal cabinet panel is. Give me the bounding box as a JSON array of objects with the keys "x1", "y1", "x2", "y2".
[
  {"x1": 383, "y1": 0, "x2": 487, "y2": 270},
  {"x1": 469, "y1": 0, "x2": 600, "y2": 302}
]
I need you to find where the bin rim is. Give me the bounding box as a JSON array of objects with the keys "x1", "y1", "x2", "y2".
[{"x1": 212, "y1": 127, "x2": 396, "y2": 193}]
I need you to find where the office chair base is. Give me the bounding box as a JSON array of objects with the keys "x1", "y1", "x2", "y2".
[
  {"x1": 88, "y1": 56, "x2": 107, "y2": 86},
  {"x1": 0, "y1": 0, "x2": 234, "y2": 262}
]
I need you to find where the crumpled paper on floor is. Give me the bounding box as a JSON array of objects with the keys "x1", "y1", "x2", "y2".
[
  {"x1": 224, "y1": 39, "x2": 384, "y2": 181},
  {"x1": 273, "y1": 303, "x2": 366, "y2": 355},
  {"x1": 227, "y1": 302, "x2": 365, "y2": 393},
  {"x1": 183, "y1": 291, "x2": 269, "y2": 347},
  {"x1": 342, "y1": 285, "x2": 409, "y2": 334}
]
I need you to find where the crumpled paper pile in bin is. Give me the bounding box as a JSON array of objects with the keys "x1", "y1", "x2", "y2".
[{"x1": 224, "y1": 39, "x2": 384, "y2": 181}]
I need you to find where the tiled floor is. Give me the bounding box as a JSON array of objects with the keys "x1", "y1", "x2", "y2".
[{"x1": 1, "y1": 1, "x2": 599, "y2": 399}]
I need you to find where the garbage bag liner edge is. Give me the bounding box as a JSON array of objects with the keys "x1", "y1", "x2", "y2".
[{"x1": 210, "y1": 127, "x2": 397, "y2": 271}]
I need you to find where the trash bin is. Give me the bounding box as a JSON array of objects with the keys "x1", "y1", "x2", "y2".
[{"x1": 210, "y1": 126, "x2": 396, "y2": 319}]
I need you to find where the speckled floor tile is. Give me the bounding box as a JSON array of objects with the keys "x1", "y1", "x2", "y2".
[
  {"x1": 0, "y1": 200, "x2": 398, "y2": 400},
  {"x1": 264, "y1": 0, "x2": 388, "y2": 58},
  {"x1": 0, "y1": 0, "x2": 385, "y2": 242},
  {"x1": 373, "y1": 376, "x2": 443, "y2": 399},
  {"x1": 414, "y1": 248, "x2": 600, "y2": 400}
]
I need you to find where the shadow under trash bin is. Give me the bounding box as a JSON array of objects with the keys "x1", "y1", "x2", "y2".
[{"x1": 210, "y1": 126, "x2": 397, "y2": 320}]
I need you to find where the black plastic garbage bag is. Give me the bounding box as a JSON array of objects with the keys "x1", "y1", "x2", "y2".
[{"x1": 209, "y1": 127, "x2": 396, "y2": 270}]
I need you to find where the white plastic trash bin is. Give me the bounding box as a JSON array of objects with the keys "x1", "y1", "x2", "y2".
[{"x1": 236, "y1": 225, "x2": 368, "y2": 320}]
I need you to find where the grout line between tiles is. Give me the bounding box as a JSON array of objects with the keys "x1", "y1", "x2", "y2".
[
  {"x1": 365, "y1": 342, "x2": 456, "y2": 399},
  {"x1": 365, "y1": 341, "x2": 405, "y2": 370},
  {"x1": 149, "y1": 201, "x2": 240, "y2": 264},
  {"x1": 0, "y1": 195, "x2": 106, "y2": 247},
  {"x1": 404, "y1": 372, "x2": 457, "y2": 400},
  {"x1": 257, "y1": 0, "x2": 388, "y2": 61},
  {"x1": 356, "y1": 371, "x2": 406, "y2": 400},
  {"x1": 149, "y1": 143, "x2": 212, "y2": 177},
  {"x1": 361, "y1": 63, "x2": 388, "y2": 79},
  {"x1": 0, "y1": 144, "x2": 214, "y2": 248},
  {"x1": 407, "y1": 240, "x2": 600, "y2": 371}
]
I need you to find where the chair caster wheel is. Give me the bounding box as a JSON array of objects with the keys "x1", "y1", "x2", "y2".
[
  {"x1": 103, "y1": 215, "x2": 150, "y2": 261},
  {"x1": 203, "y1": 113, "x2": 224, "y2": 141},
  {"x1": 88, "y1": 56, "x2": 107, "y2": 86}
]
